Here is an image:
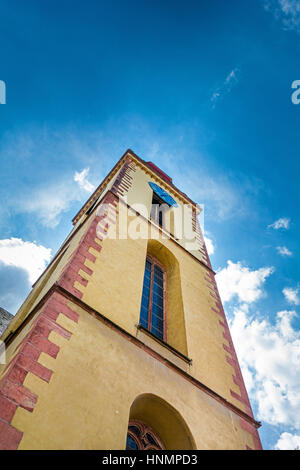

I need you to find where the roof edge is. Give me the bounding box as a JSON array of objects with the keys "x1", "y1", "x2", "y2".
[{"x1": 72, "y1": 148, "x2": 199, "y2": 225}]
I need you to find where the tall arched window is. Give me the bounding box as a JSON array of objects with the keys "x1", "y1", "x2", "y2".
[{"x1": 139, "y1": 255, "x2": 166, "y2": 341}]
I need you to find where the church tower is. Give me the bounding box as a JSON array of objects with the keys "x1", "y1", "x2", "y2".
[{"x1": 0, "y1": 149, "x2": 262, "y2": 450}]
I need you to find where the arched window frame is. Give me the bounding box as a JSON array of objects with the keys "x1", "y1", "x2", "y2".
[
  {"x1": 140, "y1": 254, "x2": 167, "y2": 342},
  {"x1": 126, "y1": 420, "x2": 165, "y2": 450}
]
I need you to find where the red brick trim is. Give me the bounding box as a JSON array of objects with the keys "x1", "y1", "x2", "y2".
[
  {"x1": 240, "y1": 417, "x2": 263, "y2": 450},
  {"x1": 204, "y1": 270, "x2": 262, "y2": 450},
  {"x1": 58, "y1": 191, "x2": 119, "y2": 300},
  {"x1": 0, "y1": 292, "x2": 78, "y2": 450},
  {"x1": 0, "y1": 420, "x2": 23, "y2": 450}
]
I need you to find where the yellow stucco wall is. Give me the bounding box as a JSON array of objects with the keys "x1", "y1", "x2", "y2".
[
  {"x1": 11, "y1": 301, "x2": 255, "y2": 450},
  {"x1": 76, "y1": 201, "x2": 244, "y2": 414}
]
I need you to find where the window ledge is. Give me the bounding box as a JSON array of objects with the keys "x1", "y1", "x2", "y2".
[{"x1": 136, "y1": 324, "x2": 192, "y2": 365}]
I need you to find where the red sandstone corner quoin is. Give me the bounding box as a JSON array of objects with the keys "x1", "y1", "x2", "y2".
[{"x1": 0, "y1": 292, "x2": 79, "y2": 450}]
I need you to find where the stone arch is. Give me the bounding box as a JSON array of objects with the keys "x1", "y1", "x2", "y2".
[
  {"x1": 127, "y1": 393, "x2": 196, "y2": 450},
  {"x1": 145, "y1": 239, "x2": 187, "y2": 355}
]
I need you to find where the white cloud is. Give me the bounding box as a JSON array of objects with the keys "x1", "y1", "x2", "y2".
[
  {"x1": 276, "y1": 246, "x2": 292, "y2": 256},
  {"x1": 283, "y1": 287, "x2": 300, "y2": 305},
  {"x1": 14, "y1": 168, "x2": 96, "y2": 228},
  {"x1": 74, "y1": 167, "x2": 95, "y2": 193},
  {"x1": 225, "y1": 69, "x2": 239, "y2": 84},
  {"x1": 211, "y1": 92, "x2": 220, "y2": 103},
  {"x1": 216, "y1": 258, "x2": 300, "y2": 442},
  {"x1": 268, "y1": 218, "x2": 290, "y2": 229},
  {"x1": 0, "y1": 238, "x2": 52, "y2": 284},
  {"x1": 264, "y1": 0, "x2": 300, "y2": 33},
  {"x1": 216, "y1": 260, "x2": 274, "y2": 303},
  {"x1": 0, "y1": 127, "x2": 106, "y2": 229},
  {"x1": 211, "y1": 68, "x2": 240, "y2": 108},
  {"x1": 274, "y1": 432, "x2": 300, "y2": 450},
  {"x1": 18, "y1": 181, "x2": 81, "y2": 228},
  {"x1": 204, "y1": 236, "x2": 215, "y2": 255},
  {"x1": 229, "y1": 307, "x2": 300, "y2": 429}
]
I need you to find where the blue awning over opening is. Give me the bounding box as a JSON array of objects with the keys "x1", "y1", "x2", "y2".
[{"x1": 148, "y1": 182, "x2": 178, "y2": 207}]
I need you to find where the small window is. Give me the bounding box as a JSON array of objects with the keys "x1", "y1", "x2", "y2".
[
  {"x1": 139, "y1": 255, "x2": 166, "y2": 341},
  {"x1": 149, "y1": 182, "x2": 176, "y2": 231},
  {"x1": 151, "y1": 193, "x2": 165, "y2": 228}
]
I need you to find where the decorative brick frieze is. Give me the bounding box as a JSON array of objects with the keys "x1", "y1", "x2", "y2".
[
  {"x1": 111, "y1": 157, "x2": 136, "y2": 198},
  {"x1": 0, "y1": 292, "x2": 78, "y2": 450}
]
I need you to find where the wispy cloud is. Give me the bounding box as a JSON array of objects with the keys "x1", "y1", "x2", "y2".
[
  {"x1": 0, "y1": 128, "x2": 103, "y2": 229},
  {"x1": 13, "y1": 173, "x2": 96, "y2": 229},
  {"x1": 151, "y1": 153, "x2": 253, "y2": 221},
  {"x1": 283, "y1": 286, "x2": 300, "y2": 305},
  {"x1": 12, "y1": 167, "x2": 95, "y2": 229},
  {"x1": 16, "y1": 181, "x2": 80, "y2": 228},
  {"x1": 211, "y1": 68, "x2": 240, "y2": 108},
  {"x1": 264, "y1": 0, "x2": 300, "y2": 33},
  {"x1": 268, "y1": 217, "x2": 290, "y2": 229},
  {"x1": 74, "y1": 167, "x2": 95, "y2": 193},
  {"x1": 277, "y1": 246, "x2": 292, "y2": 256}
]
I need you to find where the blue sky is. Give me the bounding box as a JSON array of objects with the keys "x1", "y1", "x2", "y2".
[{"x1": 0, "y1": 0, "x2": 299, "y2": 450}]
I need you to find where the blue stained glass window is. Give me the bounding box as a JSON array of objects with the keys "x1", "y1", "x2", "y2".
[
  {"x1": 139, "y1": 256, "x2": 165, "y2": 341},
  {"x1": 126, "y1": 434, "x2": 138, "y2": 450},
  {"x1": 126, "y1": 422, "x2": 164, "y2": 450}
]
